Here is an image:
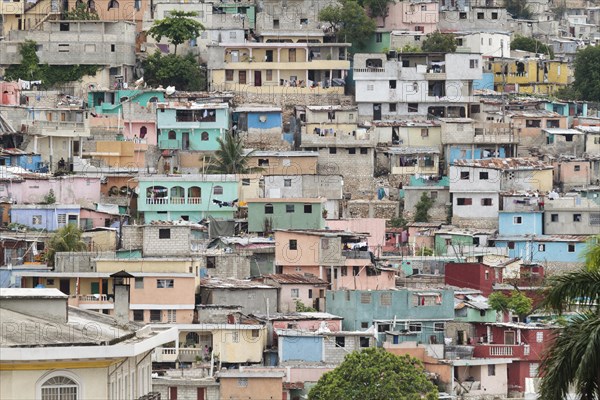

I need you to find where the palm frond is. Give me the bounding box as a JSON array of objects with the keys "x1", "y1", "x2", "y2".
[{"x1": 542, "y1": 269, "x2": 600, "y2": 311}]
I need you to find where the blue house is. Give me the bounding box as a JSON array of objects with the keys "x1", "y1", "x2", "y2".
[
  {"x1": 0, "y1": 149, "x2": 44, "y2": 172},
  {"x1": 137, "y1": 174, "x2": 238, "y2": 222},
  {"x1": 493, "y1": 235, "x2": 590, "y2": 263},
  {"x1": 156, "y1": 102, "x2": 229, "y2": 151},
  {"x1": 233, "y1": 106, "x2": 282, "y2": 136},
  {"x1": 498, "y1": 211, "x2": 543, "y2": 236},
  {"x1": 326, "y1": 289, "x2": 454, "y2": 344},
  {"x1": 10, "y1": 204, "x2": 80, "y2": 231}
]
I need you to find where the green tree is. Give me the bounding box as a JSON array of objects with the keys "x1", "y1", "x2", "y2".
[
  {"x1": 63, "y1": 3, "x2": 99, "y2": 20},
  {"x1": 488, "y1": 290, "x2": 533, "y2": 320},
  {"x1": 506, "y1": 0, "x2": 532, "y2": 19},
  {"x1": 207, "y1": 131, "x2": 262, "y2": 174},
  {"x1": 414, "y1": 192, "x2": 434, "y2": 222},
  {"x1": 421, "y1": 31, "x2": 456, "y2": 53},
  {"x1": 360, "y1": 0, "x2": 393, "y2": 25},
  {"x1": 538, "y1": 235, "x2": 600, "y2": 400},
  {"x1": 45, "y1": 224, "x2": 87, "y2": 267},
  {"x1": 399, "y1": 44, "x2": 422, "y2": 53},
  {"x1": 309, "y1": 348, "x2": 438, "y2": 400},
  {"x1": 572, "y1": 46, "x2": 600, "y2": 102},
  {"x1": 147, "y1": 10, "x2": 204, "y2": 55},
  {"x1": 510, "y1": 35, "x2": 554, "y2": 58},
  {"x1": 142, "y1": 51, "x2": 205, "y2": 91},
  {"x1": 319, "y1": 0, "x2": 376, "y2": 49}
]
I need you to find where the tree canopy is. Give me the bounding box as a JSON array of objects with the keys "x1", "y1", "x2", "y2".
[
  {"x1": 308, "y1": 348, "x2": 438, "y2": 400},
  {"x1": 488, "y1": 290, "x2": 533, "y2": 320},
  {"x1": 421, "y1": 31, "x2": 456, "y2": 53},
  {"x1": 319, "y1": 0, "x2": 376, "y2": 49},
  {"x1": 505, "y1": 0, "x2": 532, "y2": 19},
  {"x1": 510, "y1": 35, "x2": 554, "y2": 58},
  {"x1": 45, "y1": 224, "x2": 87, "y2": 267},
  {"x1": 147, "y1": 10, "x2": 204, "y2": 55},
  {"x1": 571, "y1": 46, "x2": 600, "y2": 102},
  {"x1": 63, "y1": 3, "x2": 99, "y2": 20},
  {"x1": 538, "y1": 235, "x2": 600, "y2": 400},
  {"x1": 360, "y1": 0, "x2": 393, "y2": 23},
  {"x1": 142, "y1": 51, "x2": 205, "y2": 91},
  {"x1": 414, "y1": 192, "x2": 434, "y2": 222},
  {"x1": 207, "y1": 131, "x2": 262, "y2": 174}
]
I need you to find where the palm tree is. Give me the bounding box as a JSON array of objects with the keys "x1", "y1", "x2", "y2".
[
  {"x1": 538, "y1": 235, "x2": 600, "y2": 400},
  {"x1": 45, "y1": 224, "x2": 88, "y2": 267},
  {"x1": 207, "y1": 131, "x2": 262, "y2": 174}
]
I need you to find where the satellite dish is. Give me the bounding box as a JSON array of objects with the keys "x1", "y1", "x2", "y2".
[{"x1": 165, "y1": 86, "x2": 176, "y2": 95}]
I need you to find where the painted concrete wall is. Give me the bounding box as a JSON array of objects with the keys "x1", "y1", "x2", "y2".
[
  {"x1": 247, "y1": 200, "x2": 325, "y2": 232},
  {"x1": 280, "y1": 336, "x2": 323, "y2": 362},
  {"x1": 498, "y1": 212, "x2": 543, "y2": 236}
]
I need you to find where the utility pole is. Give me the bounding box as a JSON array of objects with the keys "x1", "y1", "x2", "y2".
[{"x1": 501, "y1": 39, "x2": 507, "y2": 123}]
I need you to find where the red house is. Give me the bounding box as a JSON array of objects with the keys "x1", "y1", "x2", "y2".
[
  {"x1": 444, "y1": 262, "x2": 503, "y2": 296},
  {"x1": 472, "y1": 322, "x2": 557, "y2": 396}
]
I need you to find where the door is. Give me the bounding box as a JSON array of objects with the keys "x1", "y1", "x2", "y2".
[
  {"x1": 59, "y1": 279, "x2": 70, "y2": 295},
  {"x1": 254, "y1": 71, "x2": 262, "y2": 87},
  {"x1": 169, "y1": 386, "x2": 177, "y2": 400},
  {"x1": 231, "y1": 50, "x2": 239, "y2": 62},
  {"x1": 289, "y1": 48, "x2": 296, "y2": 62},
  {"x1": 239, "y1": 71, "x2": 247, "y2": 84},
  {"x1": 197, "y1": 388, "x2": 205, "y2": 400},
  {"x1": 68, "y1": 214, "x2": 78, "y2": 226},
  {"x1": 182, "y1": 132, "x2": 189, "y2": 150},
  {"x1": 91, "y1": 282, "x2": 99, "y2": 294},
  {"x1": 504, "y1": 331, "x2": 516, "y2": 345},
  {"x1": 266, "y1": 50, "x2": 273, "y2": 62},
  {"x1": 373, "y1": 103, "x2": 382, "y2": 120}
]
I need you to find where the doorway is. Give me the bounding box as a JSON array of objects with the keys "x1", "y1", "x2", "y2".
[{"x1": 254, "y1": 71, "x2": 262, "y2": 87}]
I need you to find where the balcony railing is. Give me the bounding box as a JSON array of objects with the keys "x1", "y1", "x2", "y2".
[
  {"x1": 490, "y1": 345, "x2": 513, "y2": 356},
  {"x1": 354, "y1": 67, "x2": 385, "y2": 73},
  {"x1": 145, "y1": 197, "x2": 204, "y2": 205},
  {"x1": 473, "y1": 344, "x2": 529, "y2": 358},
  {"x1": 188, "y1": 197, "x2": 202, "y2": 204},
  {"x1": 146, "y1": 197, "x2": 169, "y2": 205},
  {"x1": 159, "y1": 139, "x2": 181, "y2": 150},
  {"x1": 171, "y1": 197, "x2": 185, "y2": 205},
  {"x1": 79, "y1": 294, "x2": 109, "y2": 302}
]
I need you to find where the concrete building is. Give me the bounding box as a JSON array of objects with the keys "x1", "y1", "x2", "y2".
[
  {"x1": 377, "y1": 0, "x2": 439, "y2": 33},
  {"x1": 543, "y1": 196, "x2": 600, "y2": 235},
  {"x1": 256, "y1": 273, "x2": 329, "y2": 312},
  {"x1": 353, "y1": 52, "x2": 482, "y2": 119},
  {"x1": 199, "y1": 277, "x2": 279, "y2": 315},
  {"x1": 218, "y1": 370, "x2": 284, "y2": 399},
  {"x1": 491, "y1": 57, "x2": 571, "y2": 96},
  {"x1": 246, "y1": 198, "x2": 326, "y2": 232},
  {"x1": 0, "y1": 288, "x2": 177, "y2": 400},
  {"x1": 246, "y1": 150, "x2": 319, "y2": 176},
  {"x1": 455, "y1": 31, "x2": 511, "y2": 58}
]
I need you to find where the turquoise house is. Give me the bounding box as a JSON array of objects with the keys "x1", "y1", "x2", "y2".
[
  {"x1": 326, "y1": 288, "x2": 454, "y2": 344},
  {"x1": 137, "y1": 174, "x2": 238, "y2": 222},
  {"x1": 88, "y1": 89, "x2": 165, "y2": 115},
  {"x1": 156, "y1": 103, "x2": 229, "y2": 151},
  {"x1": 493, "y1": 235, "x2": 591, "y2": 263},
  {"x1": 498, "y1": 211, "x2": 543, "y2": 236},
  {"x1": 246, "y1": 198, "x2": 326, "y2": 233}
]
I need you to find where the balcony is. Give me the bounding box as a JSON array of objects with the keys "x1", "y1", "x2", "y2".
[
  {"x1": 69, "y1": 294, "x2": 114, "y2": 309},
  {"x1": 145, "y1": 197, "x2": 204, "y2": 205},
  {"x1": 152, "y1": 347, "x2": 205, "y2": 363},
  {"x1": 473, "y1": 343, "x2": 531, "y2": 359},
  {"x1": 22, "y1": 119, "x2": 90, "y2": 137},
  {"x1": 425, "y1": 72, "x2": 447, "y2": 80},
  {"x1": 146, "y1": 197, "x2": 169, "y2": 205},
  {"x1": 159, "y1": 139, "x2": 181, "y2": 150}
]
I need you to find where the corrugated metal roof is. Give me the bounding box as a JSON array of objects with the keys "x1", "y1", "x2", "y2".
[
  {"x1": 451, "y1": 158, "x2": 552, "y2": 170},
  {"x1": 262, "y1": 274, "x2": 329, "y2": 285},
  {"x1": 200, "y1": 278, "x2": 276, "y2": 289},
  {"x1": 385, "y1": 146, "x2": 440, "y2": 154}
]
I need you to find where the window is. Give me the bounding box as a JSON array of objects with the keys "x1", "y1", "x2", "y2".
[
  {"x1": 353, "y1": 266, "x2": 360, "y2": 276},
  {"x1": 361, "y1": 322, "x2": 369, "y2": 329},
  {"x1": 110, "y1": 44, "x2": 116, "y2": 52},
  {"x1": 135, "y1": 277, "x2": 143, "y2": 289},
  {"x1": 477, "y1": 12, "x2": 484, "y2": 19},
  {"x1": 273, "y1": 18, "x2": 279, "y2": 28},
  {"x1": 284, "y1": 179, "x2": 292, "y2": 187},
  {"x1": 529, "y1": 363, "x2": 539, "y2": 378},
  {"x1": 300, "y1": 18, "x2": 308, "y2": 25},
  {"x1": 58, "y1": 44, "x2": 70, "y2": 53},
  {"x1": 470, "y1": 59, "x2": 479, "y2": 68},
  {"x1": 242, "y1": 178, "x2": 250, "y2": 186},
  {"x1": 488, "y1": 364, "x2": 496, "y2": 376},
  {"x1": 308, "y1": 289, "x2": 313, "y2": 299},
  {"x1": 348, "y1": 148, "x2": 356, "y2": 154},
  {"x1": 238, "y1": 378, "x2": 248, "y2": 387},
  {"x1": 568, "y1": 244, "x2": 576, "y2": 252},
  {"x1": 409, "y1": 323, "x2": 422, "y2": 332},
  {"x1": 380, "y1": 293, "x2": 392, "y2": 306},
  {"x1": 286, "y1": 204, "x2": 295, "y2": 213},
  {"x1": 479, "y1": 172, "x2": 489, "y2": 180},
  {"x1": 206, "y1": 256, "x2": 216, "y2": 269},
  {"x1": 258, "y1": 158, "x2": 269, "y2": 166},
  {"x1": 389, "y1": 80, "x2": 397, "y2": 89},
  {"x1": 573, "y1": 214, "x2": 582, "y2": 222},
  {"x1": 304, "y1": 204, "x2": 312, "y2": 213},
  {"x1": 289, "y1": 239, "x2": 298, "y2": 250},
  {"x1": 375, "y1": 32, "x2": 383, "y2": 43},
  {"x1": 265, "y1": 203, "x2": 274, "y2": 214},
  {"x1": 360, "y1": 148, "x2": 368, "y2": 155},
  {"x1": 335, "y1": 336, "x2": 345, "y2": 347},
  {"x1": 361, "y1": 292, "x2": 372, "y2": 304},
  {"x1": 457, "y1": 198, "x2": 473, "y2": 206},
  {"x1": 408, "y1": 103, "x2": 419, "y2": 113},
  {"x1": 360, "y1": 337, "x2": 370, "y2": 347},
  {"x1": 526, "y1": 119, "x2": 541, "y2": 128},
  {"x1": 536, "y1": 331, "x2": 544, "y2": 342},
  {"x1": 460, "y1": 171, "x2": 470, "y2": 180},
  {"x1": 291, "y1": 288, "x2": 299, "y2": 298},
  {"x1": 434, "y1": 322, "x2": 445, "y2": 332},
  {"x1": 213, "y1": 186, "x2": 223, "y2": 195},
  {"x1": 57, "y1": 214, "x2": 67, "y2": 224},
  {"x1": 367, "y1": 84, "x2": 374, "y2": 91},
  {"x1": 492, "y1": 12, "x2": 498, "y2": 19},
  {"x1": 133, "y1": 310, "x2": 144, "y2": 321},
  {"x1": 389, "y1": 103, "x2": 397, "y2": 112},
  {"x1": 421, "y1": 128, "x2": 429, "y2": 137},
  {"x1": 32, "y1": 215, "x2": 42, "y2": 225},
  {"x1": 551, "y1": 214, "x2": 559, "y2": 222},
  {"x1": 329, "y1": 147, "x2": 337, "y2": 154},
  {"x1": 159, "y1": 228, "x2": 171, "y2": 239},
  {"x1": 514, "y1": 216, "x2": 523, "y2": 224},
  {"x1": 157, "y1": 279, "x2": 174, "y2": 288},
  {"x1": 150, "y1": 310, "x2": 162, "y2": 322},
  {"x1": 167, "y1": 310, "x2": 176, "y2": 323},
  {"x1": 40, "y1": 375, "x2": 79, "y2": 400},
  {"x1": 508, "y1": 241, "x2": 515, "y2": 249},
  {"x1": 225, "y1": 70, "x2": 234, "y2": 81},
  {"x1": 232, "y1": 331, "x2": 240, "y2": 343},
  {"x1": 538, "y1": 244, "x2": 546, "y2": 252},
  {"x1": 459, "y1": 12, "x2": 467, "y2": 19},
  {"x1": 266, "y1": 70, "x2": 273, "y2": 81},
  {"x1": 481, "y1": 198, "x2": 493, "y2": 206},
  {"x1": 574, "y1": 165, "x2": 581, "y2": 172},
  {"x1": 591, "y1": 213, "x2": 600, "y2": 226}
]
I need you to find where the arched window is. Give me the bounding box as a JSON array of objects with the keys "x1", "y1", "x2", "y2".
[
  {"x1": 37, "y1": 371, "x2": 81, "y2": 400},
  {"x1": 213, "y1": 185, "x2": 223, "y2": 195},
  {"x1": 107, "y1": 0, "x2": 119, "y2": 9},
  {"x1": 148, "y1": 97, "x2": 159, "y2": 103},
  {"x1": 87, "y1": 0, "x2": 95, "y2": 10},
  {"x1": 188, "y1": 186, "x2": 201, "y2": 204},
  {"x1": 201, "y1": 131, "x2": 209, "y2": 141},
  {"x1": 265, "y1": 203, "x2": 274, "y2": 214},
  {"x1": 168, "y1": 130, "x2": 176, "y2": 140},
  {"x1": 186, "y1": 332, "x2": 200, "y2": 345},
  {"x1": 170, "y1": 186, "x2": 185, "y2": 204},
  {"x1": 139, "y1": 126, "x2": 147, "y2": 138},
  {"x1": 146, "y1": 186, "x2": 168, "y2": 204}
]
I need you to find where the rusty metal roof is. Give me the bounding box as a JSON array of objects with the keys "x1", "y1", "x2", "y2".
[
  {"x1": 262, "y1": 274, "x2": 329, "y2": 285},
  {"x1": 451, "y1": 157, "x2": 552, "y2": 170}
]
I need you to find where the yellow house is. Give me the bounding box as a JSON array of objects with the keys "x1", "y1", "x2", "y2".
[
  {"x1": 491, "y1": 57, "x2": 571, "y2": 95},
  {"x1": 86, "y1": 140, "x2": 148, "y2": 168},
  {"x1": 207, "y1": 41, "x2": 351, "y2": 94}
]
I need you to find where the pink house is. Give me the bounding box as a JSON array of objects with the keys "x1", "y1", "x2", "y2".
[
  {"x1": 0, "y1": 82, "x2": 20, "y2": 105},
  {"x1": 1, "y1": 175, "x2": 102, "y2": 207},
  {"x1": 377, "y1": 0, "x2": 439, "y2": 33},
  {"x1": 80, "y1": 207, "x2": 122, "y2": 230},
  {"x1": 326, "y1": 218, "x2": 386, "y2": 256},
  {"x1": 274, "y1": 230, "x2": 396, "y2": 291},
  {"x1": 257, "y1": 274, "x2": 330, "y2": 312}
]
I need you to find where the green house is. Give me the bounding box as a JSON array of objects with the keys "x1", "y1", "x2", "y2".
[
  {"x1": 246, "y1": 198, "x2": 326, "y2": 233},
  {"x1": 88, "y1": 89, "x2": 165, "y2": 115},
  {"x1": 137, "y1": 174, "x2": 238, "y2": 222}
]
